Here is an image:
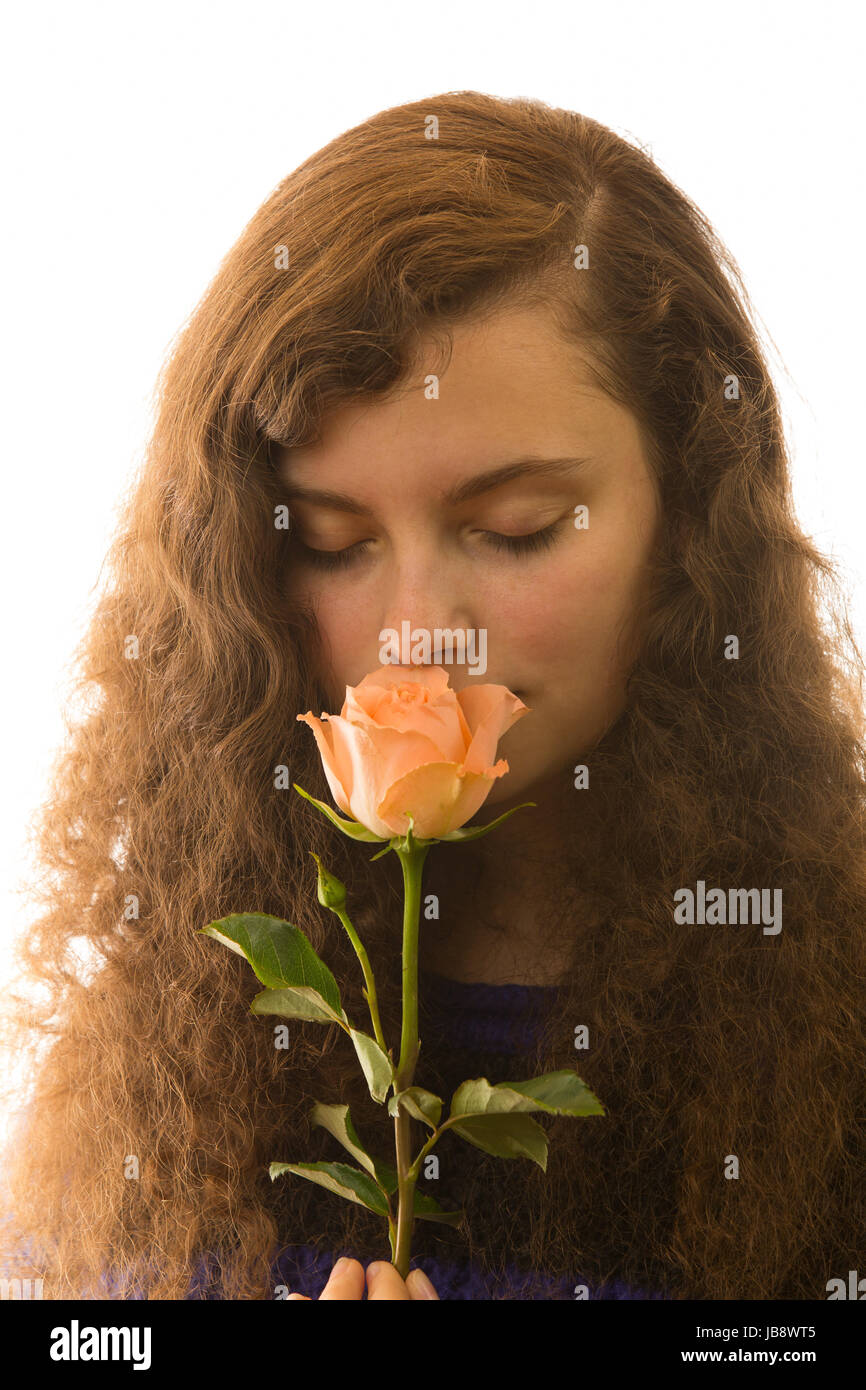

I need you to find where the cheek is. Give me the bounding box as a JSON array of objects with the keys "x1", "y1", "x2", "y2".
[
  {"x1": 502, "y1": 543, "x2": 648, "y2": 687},
  {"x1": 497, "y1": 554, "x2": 617, "y2": 648},
  {"x1": 290, "y1": 584, "x2": 365, "y2": 688}
]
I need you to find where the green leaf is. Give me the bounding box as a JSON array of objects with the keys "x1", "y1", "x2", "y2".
[
  {"x1": 442, "y1": 1071, "x2": 605, "y2": 1171},
  {"x1": 198, "y1": 912, "x2": 342, "y2": 1015},
  {"x1": 497, "y1": 1070, "x2": 606, "y2": 1117},
  {"x1": 308, "y1": 1100, "x2": 383, "y2": 1178},
  {"x1": 350, "y1": 1028, "x2": 394, "y2": 1103},
  {"x1": 451, "y1": 1071, "x2": 605, "y2": 1120},
  {"x1": 292, "y1": 784, "x2": 387, "y2": 843},
  {"x1": 437, "y1": 802, "x2": 537, "y2": 843},
  {"x1": 412, "y1": 1190, "x2": 464, "y2": 1227},
  {"x1": 387, "y1": 1086, "x2": 443, "y2": 1129},
  {"x1": 250, "y1": 985, "x2": 348, "y2": 1028},
  {"x1": 370, "y1": 1156, "x2": 399, "y2": 1193},
  {"x1": 363, "y1": 1160, "x2": 462, "y2": 1226},
  {"x1": 269, "y1": 1160, "x2": 390, "y2": 1217},
  {"x1": 293, "y1": 1107, "x2": 463, "y2": 1225},
  {"x1": 448, "y1": 1112, "x2": 549, "y2": 1169},
  {"x1": 309, "y1": 1101, "x2": 375, "y2": 1174},
  {"x1": 309, "y1": 1102, "x2": 395, "y2": 1192}
]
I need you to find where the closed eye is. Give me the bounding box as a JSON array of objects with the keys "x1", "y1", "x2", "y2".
[
  {"x1": 292, "y1": 519, "x2": 564, "y2": 571},
  {"x1": 481, "y1": 521, "x2": 561, "y2": 556}
]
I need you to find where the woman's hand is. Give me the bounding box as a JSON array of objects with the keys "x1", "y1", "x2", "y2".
[{"x1": 286, "y1": 1257, "x2": 440, "y2": 1300}]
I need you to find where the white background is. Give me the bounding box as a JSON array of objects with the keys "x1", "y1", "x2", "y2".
[{"x1": 1, "y1": 1, "x2": 863, "y2": 1119}]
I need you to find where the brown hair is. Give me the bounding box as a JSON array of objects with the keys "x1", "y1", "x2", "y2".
[{"x1": 2, "y1": 90, "x2": 864, "y2": 1300}]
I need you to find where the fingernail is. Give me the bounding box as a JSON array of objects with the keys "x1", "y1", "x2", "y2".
[
  {"x1": 332, "y1": 1256, "x2": 351, "y2": 1274},
  {"x1": 367, "y1": 1260, "x2": 388, "y2": 1280},
  {"x1": 410, "y1": 1268, "x2": 438, "y2": 1299}
]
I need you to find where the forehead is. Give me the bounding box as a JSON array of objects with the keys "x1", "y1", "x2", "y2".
[{"x1": 275, "y1": 308, "x2": 628, "y2": 496}]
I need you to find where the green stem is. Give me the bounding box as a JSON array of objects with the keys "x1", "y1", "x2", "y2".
[
  {"x1": 334, "y1": 906, "x2": 387, "y2": 1053},
  {"x1": 392, "y1": 842, "x2": 431, "y2": 1278},
  {"x1": 406, "y1": 1123, "x2": 448, "y2": 1184}
]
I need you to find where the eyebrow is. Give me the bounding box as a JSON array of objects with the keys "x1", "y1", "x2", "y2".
[{"x1": 279, "y1": 455, "x2": 593, "y2": 514}]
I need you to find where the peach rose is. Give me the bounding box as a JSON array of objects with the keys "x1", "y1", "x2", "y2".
[{"x1": 296, "y1": 665, "x2": 529, "y2": 841}]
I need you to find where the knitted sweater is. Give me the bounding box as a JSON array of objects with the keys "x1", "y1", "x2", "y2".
[
  {"x1": 190, "y1": 966, "x2": 668, "y2": 1301},
  {"x1": 1, "y1": 968, "x2": 667, "y2": 1299}
]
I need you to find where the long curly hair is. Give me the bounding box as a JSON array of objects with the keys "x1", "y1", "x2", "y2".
[{"x1": 2, "y1": 90, "x2": 864, "y2": 1301}]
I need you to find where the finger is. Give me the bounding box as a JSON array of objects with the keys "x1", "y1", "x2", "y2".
[
  {"x1": 406, "y1": 1267, "x2": 440, "y2": 1300},
  {"x1": 286, "y1": 1292, "x2": 310, "y2": 1300},
  {"x1": 366, "y1": 1260, "x2": 412, "y2": 1300},
  {"x1": 318, "y1": 1257, "x2": 366, "y2": 1300}
]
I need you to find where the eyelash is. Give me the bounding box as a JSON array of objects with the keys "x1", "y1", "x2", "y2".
[{"x1": 294, "y1": 520, "x2": 563, "y2": 571}]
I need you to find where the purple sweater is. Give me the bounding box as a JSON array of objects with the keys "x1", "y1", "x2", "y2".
[
  {"x1": 191, "y1": 966, "x2": 668, "y2": 1301},
  {"x1": 0, "y1": 969, "x2": 665, "y2": 1298}
]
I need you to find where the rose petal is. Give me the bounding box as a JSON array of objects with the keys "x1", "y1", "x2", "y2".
[
  {"x1": 323, "y1": 714, "x2": 446, "y2": 820},
  {"x1": 453, "y1": 686, "x2": 529, "y2": 775},
  {"x1": 343, "y1": 668, "x2": 470, "y2": 761},
  {"x1": 295, "y1": 712, "x2": 353, "y2": 815},
  {"x1": 377, "y1": 758, "x2": 510, "y2": 839},
  {"x1": 353, "y1": 665, "x2": 451, "y2": 702}
]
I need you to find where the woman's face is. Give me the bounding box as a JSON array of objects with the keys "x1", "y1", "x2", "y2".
[{"x1": 276, "y1": 304, "x2": 661, "y2": 809}]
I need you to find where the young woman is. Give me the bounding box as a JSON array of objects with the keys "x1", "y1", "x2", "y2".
[{"x1": 2, "y1": 90, "x2": 864, "y2": 1301}]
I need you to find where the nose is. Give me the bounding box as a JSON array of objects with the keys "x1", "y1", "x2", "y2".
[
  {"x1": 380, "y1": 533, "x2": 474, "y2": 628},
  {"x1": 375, "y1": 539, "x2": 475, "y2": 678}
]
